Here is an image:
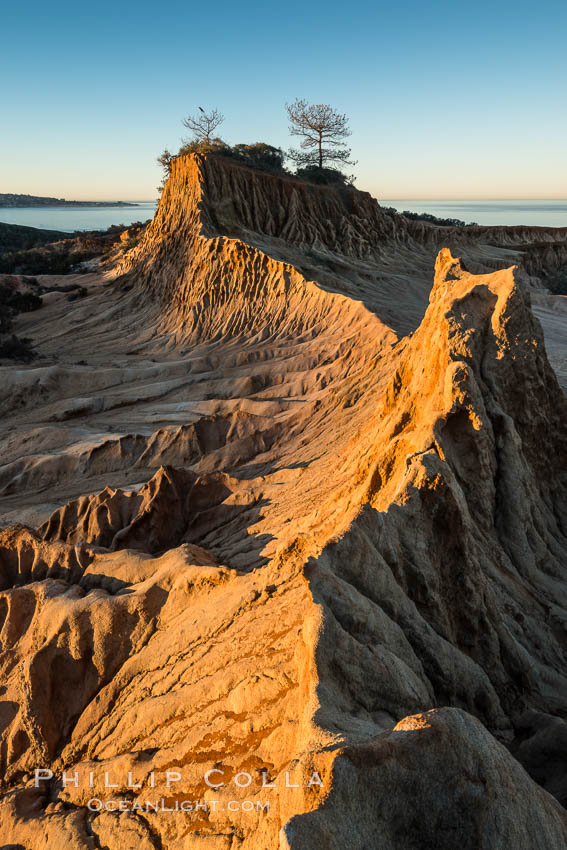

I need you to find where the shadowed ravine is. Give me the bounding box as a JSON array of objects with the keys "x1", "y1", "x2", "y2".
[{"x1": 0, "y1": 154, "x2": 566, "y2": 849}]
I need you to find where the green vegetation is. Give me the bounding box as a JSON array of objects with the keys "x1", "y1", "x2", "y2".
[
  {"x1": 157, "y1": 100, "x2": 358, "y2": 191},
  {"x1": 0, "y1": 286, "x2": 42, "y2": 314},
  {"x1": 220, "y1": 143, "x2": 286, "y2": 173},
  {"x1": 177, "y1": 138, "x2": 227, "y2": 156},
  {"x1": 67, "y1": 285, "x2": 88, "y2": 301},
  {"x1": 0, "y1": 221, "x2": 67, "y2": 252},
  {"x1": 0, "y1": 222, "x2": 101, "y2": 275},
  {"x1": 549, "y1": 265, "x2": 567, "y2": 295},
  {"x1": 401, "y1": 210, "x2": 479, "y2": 227},
  {"x1": 294, "y1": 166, "x2": 352, "y2": 186},
  {"x1": 0, "y1": 283, "x2": 42, "y2": 361},
  {"x1": 0, "y1": 335, "x2": 35, "y2": 362},
  {"x1": 0, "y1": 220, "x2": 147, "y2": 362},
  {"x1": 0, "y1": 247, "x2": 96, "y2": 275},
  {"x1": 158, "y1": 139, "x2": 287, "y2": 191},
  {"x1": 381, "y1": 207, "x2": 479, "y2": 227},
  {"x1": 0, "y1": 223, "x2": 145, "y2": 276}
]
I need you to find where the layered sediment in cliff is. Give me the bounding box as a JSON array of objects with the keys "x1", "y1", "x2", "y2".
[
  {"x1": 117, "y1": 155, "x2": 388, "y2": 345},
  {"x1": 119, "y1": 154, "x2": 567, "y2": 338},
  {"x1": 0, "y1": 155, "x2": 566, "y2": 849}
]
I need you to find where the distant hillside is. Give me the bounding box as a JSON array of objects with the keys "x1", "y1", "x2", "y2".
[
  {"x1": 0, "y1": 221, "x2": 68, "y2": 251},
  {"x1": 0, "y1": 219, "x2": 146, "y2": 275},
  {"x1": 0, "y1": 193, "x2": 136, "y2": 208}
]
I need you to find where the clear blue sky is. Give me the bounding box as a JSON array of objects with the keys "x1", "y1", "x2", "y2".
[{"x1": 2, "y1": 0, "x2": 565, "y2": 200}]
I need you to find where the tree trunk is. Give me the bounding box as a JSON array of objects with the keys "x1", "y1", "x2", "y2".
[{"x1": 318, "y1": 133, "x2": 323, "y2": 168}]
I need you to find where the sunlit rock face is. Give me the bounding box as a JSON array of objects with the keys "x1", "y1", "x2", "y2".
[{"x1": 0, "y1": 155, "x2": 566, "y2": 848}]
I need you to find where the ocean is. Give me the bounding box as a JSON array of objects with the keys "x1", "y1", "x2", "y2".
[
  {"x1": 381, "y1": 199, "x2": 567, "y2": 228},
  {"x1": 0, "y1": 202, "x2": 158, "y2": 233},
  {"x1": 1, "y1": 199, "x2": 566, "y2": 232}
]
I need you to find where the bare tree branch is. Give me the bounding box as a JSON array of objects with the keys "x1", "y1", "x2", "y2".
[
  {"x1": 286, "y1": 99, "x2": 354, "y2": 171},
  {"x1": 182, "y1": 108, "x2": 225, "y2": 144}
]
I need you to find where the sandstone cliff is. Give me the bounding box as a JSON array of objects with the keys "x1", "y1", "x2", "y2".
[{"x1": 0, "y1": 155, "x2": 566, "y2": 849}]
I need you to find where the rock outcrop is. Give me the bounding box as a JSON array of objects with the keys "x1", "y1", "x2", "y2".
[{"x1": 0, "y1": 155, "x2": 566, "y2": 848}]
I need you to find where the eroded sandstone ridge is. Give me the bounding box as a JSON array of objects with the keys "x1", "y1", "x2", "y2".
[{"x1": 0, "y1": 154, "x2": 566, "y2": 848}]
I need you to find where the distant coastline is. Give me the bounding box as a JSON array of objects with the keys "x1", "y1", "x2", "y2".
[
  {"x1": 1, "y1": 198, "x2": 565, "y2": 233},
  {"x1": 0, "y1": 193, "x2": 138, "y2": 209},
  {"x1": 382, "y1": 198, "x2": 567, "y2": 228},
  {"x1": 0, "y1": 201, "x2": 157, "y2": 233}
]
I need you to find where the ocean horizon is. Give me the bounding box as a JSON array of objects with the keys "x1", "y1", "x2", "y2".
[
  {"x1": 382, "y1": 199, "x2": 567, "y2": 228},
  {"x1": 1, "y1": 198, "x2": 566, "y2": 232},
  {"x1": 0, "y1": 201, "x2": 158, "y2": 233}
]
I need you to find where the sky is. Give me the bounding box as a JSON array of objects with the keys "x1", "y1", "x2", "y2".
[{"x1": 1, "y1": 0, "x2": 566, "y2": 201}]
